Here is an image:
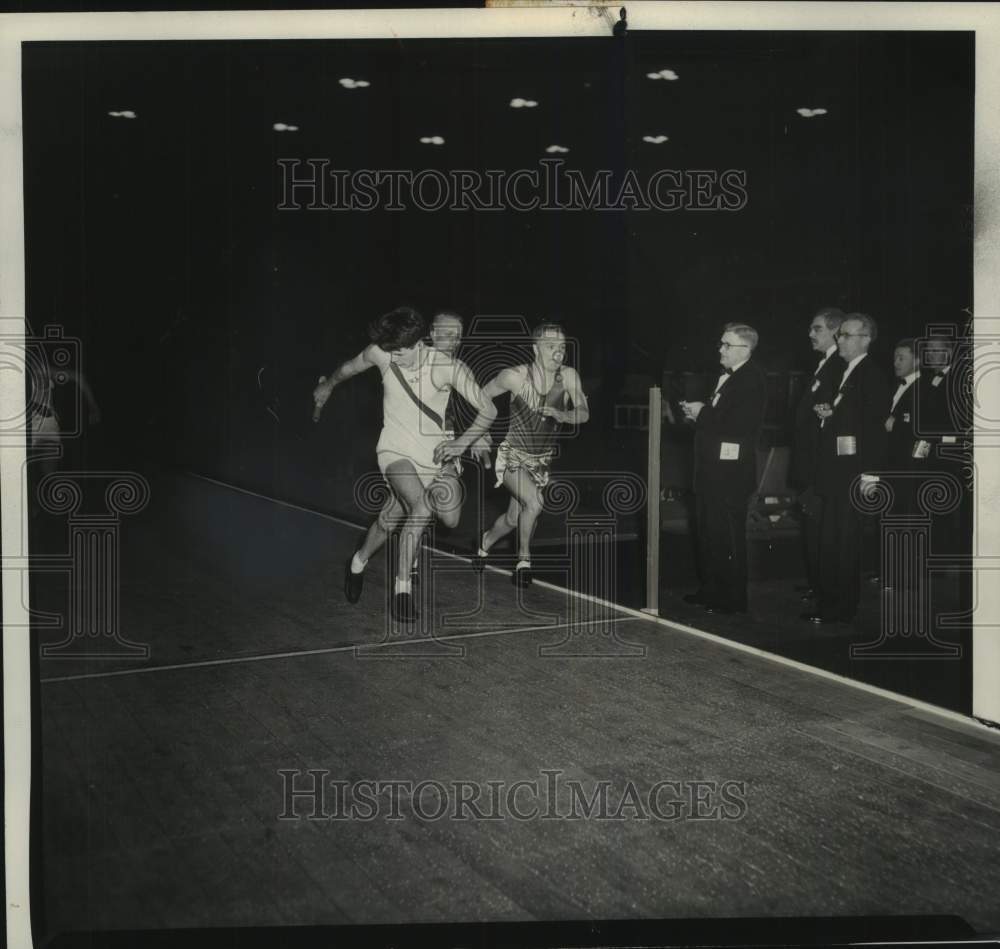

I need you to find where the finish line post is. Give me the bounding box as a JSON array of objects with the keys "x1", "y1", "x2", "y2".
[{"x1": 643, "y1": 385, "x2": 661, "y2": 615}]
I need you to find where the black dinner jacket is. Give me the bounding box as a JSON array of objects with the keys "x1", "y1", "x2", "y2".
[
  {"x1": 918, "y1": 368, "x2": 968, "y2": 437},
  {"x1": 693, "y1": 359, "x2": 768, "y2": 501},
  {"x1": 886, "y1": 375, "x2": 923, "y2": 469},
  {"x1": 790, "y1": 349, "x2": 846, "y2": 489},
  {"x1": 917, "y1": 367, "x2": 968, "y2": 474},
  {"x1": 815, "y1": 353, "x2": 890, "y2": 496}
]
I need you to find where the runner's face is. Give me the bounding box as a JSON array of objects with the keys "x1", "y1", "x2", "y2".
[
  {"x1": 390, "y1": 342, "x2": 422, "y2": 368},
  {"x1": 534, "y1": 333, "x2": 566, "y2": 371},
  {"x1": 431, "y1": 317, "x2": 462, "y2": 355}
]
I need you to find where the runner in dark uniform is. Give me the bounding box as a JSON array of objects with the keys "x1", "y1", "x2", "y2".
[{"x1": 476, "y1": 323, "x2": 590, "y2": 587}]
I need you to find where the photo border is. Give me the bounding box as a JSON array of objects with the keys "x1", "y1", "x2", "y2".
[{"x1": 3, "y1": 4, "x2": 999, "y2": 947}]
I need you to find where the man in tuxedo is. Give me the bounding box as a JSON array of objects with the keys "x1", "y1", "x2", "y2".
[
  {"x1": 806, "y1": 312, "x2": 889, "y2": 624},
  {"x1": 885, "y1": 338, "x2": 925, "y2": 517},
  {"x1": 790, "y1": 307, "x2": 845, "y2": 601},
  {"x1": 681, "y1": 323, "x2": 767, "y2": 614},
  {"x1": 918, "y1": 335, "x2": 970, "y2": 557}
]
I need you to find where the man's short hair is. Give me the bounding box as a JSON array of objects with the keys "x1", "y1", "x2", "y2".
[
  {"x1": 895, "y1": 337, "x2": 917, "y2": 356},
  {"x1": 845, "y1": 311, "x2": 878, "y2": 343},
  {"x1": 532, "y1": 321, "x2": 565, "y2": 341},
  {"x1": 925, "y1": 335, "x2": 955, "y2": 352},
  {"x1": 815, "y1": 307, "x2": 845, "y2": 332},
  {"x1": 724, "y1": 322, "x2": 759, "y2": 352},
  {"x1": 368, "y1": 306, "x2": 426, "y2": 350},
  {"x1": 433, "y1": 310, "x2": 464, "y2": 327}
]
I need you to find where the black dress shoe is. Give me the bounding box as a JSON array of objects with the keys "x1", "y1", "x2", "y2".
[
  {"x1": 344, "y1": 556, "x2": 365, "y2": 604},
  {"x1": 801, "y1": 611, "x2": 837, "y2": 625},
  {"x1": 391, "y1": 592, "x2": 419, "y2": 623},
  {"x1": 800, "y1": 588, "x2": 816, "y2": 602},
  {"x1": 683, "y1": 591, "x2": 708, "y2": 605}
]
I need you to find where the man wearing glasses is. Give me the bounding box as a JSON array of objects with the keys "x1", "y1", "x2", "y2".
[
  {"x1": 680, "y1": 323, "x2": 767, "y2": 615},
  {"x1": 806, "y1": 312, "x2": 889, "y2": 625}
]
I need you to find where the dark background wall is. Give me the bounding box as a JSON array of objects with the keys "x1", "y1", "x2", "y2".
[{"x1": 21, "y1": 32, "x2": 972, "y2": 519}]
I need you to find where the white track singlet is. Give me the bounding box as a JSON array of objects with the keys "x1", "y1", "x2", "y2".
[{"x1": 375, "y1": 351, "x2": 452, "y2": 484}]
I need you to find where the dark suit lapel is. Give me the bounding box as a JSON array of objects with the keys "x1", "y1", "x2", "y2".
[
  {"x1": 820, "y1": 354, "x2": 844, "y2": 391},
  {"x1": 891, "y1": 379, "x2": 916, "y2": 420},
  {"x1": 836, "y1": 354, "x2": 874, "y2": 414},
  {"x1": 835, "y1": 370, "x2": 857, "y2": 412},
  {"x1": 706, "y1": 372, "x2": 731, "y2": 413},
  {"x1": 715, "y1": 362, "x2": 748, "y2": 409},
  {"x1": 902, "y1": 379, "x2": 918, "y2": 423},
  {"x1": 811, "y1": 355, "x2": 839, "y2": 406}
]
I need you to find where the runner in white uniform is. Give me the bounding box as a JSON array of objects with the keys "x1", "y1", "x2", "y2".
[
  {"x1": 313, "y1": 306, "x2": 496, "y2": 623},
  {"x1": 367, "y1": 312, "x2": 490, "y2": 587},
  {"x1": 375, "y1": 341, "x2": 454, "y2": 486}
]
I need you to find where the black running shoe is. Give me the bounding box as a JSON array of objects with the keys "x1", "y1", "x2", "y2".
[
  {"x1": 512, "y1": 564, "x2": 533, "y2": 588},
  {"x1": 344, "y1": 556, "x2": 365, "y2": 604},
  {"x1": 473, "y1": 536, "x2": 489, "y2": 574},
  {"x1": 391, "y1": 591, "x2": 418, "y2": 623}
]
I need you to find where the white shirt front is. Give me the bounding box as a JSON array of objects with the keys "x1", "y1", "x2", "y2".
[
  {"x1": 711, "y1": 356, "x2": 749, "y2": 406},
  {"x1": 714, "y1": 356, "x2": 749, "y2": 392},
  {"x1": 832, "y1": 352, "x2": 868, "y2": 410},
  {"x1": 930, "y1": 363, "x2": 952, "y2": 388},
  {"x1": 837, "y1": 352, "x2": 868, "y2": 393}
]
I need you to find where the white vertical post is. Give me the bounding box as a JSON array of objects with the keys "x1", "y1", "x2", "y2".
[{"x1": 644, "y1": 386, "x2": 661, "y2": 615}]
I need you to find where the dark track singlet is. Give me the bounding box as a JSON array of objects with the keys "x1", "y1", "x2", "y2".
[{"x1": 505, "y1": 367, "x2": 568, "y2": 456}]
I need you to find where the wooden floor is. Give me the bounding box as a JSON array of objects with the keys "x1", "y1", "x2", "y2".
[{"x1": 34, "y1": 473, "x2": 1000, "y2": 939}]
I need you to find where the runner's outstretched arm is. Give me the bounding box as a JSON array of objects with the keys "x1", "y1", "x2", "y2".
[{"x1": 312, "y1": 345, "x2": 385, "y2": 421}]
